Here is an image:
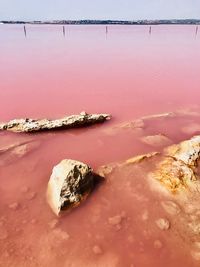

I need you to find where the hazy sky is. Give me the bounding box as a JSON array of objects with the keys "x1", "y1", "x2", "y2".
[{"x1": 0, "y1": 0, "x2": 199, "y2": 21}]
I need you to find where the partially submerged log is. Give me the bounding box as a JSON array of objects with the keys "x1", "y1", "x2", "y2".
[
  {"x1": 47, "y1": 159, "x2": 102, "y2": 216},
  {"x1": 0, "y1": 112, "x2": 111, "y2": 133}
]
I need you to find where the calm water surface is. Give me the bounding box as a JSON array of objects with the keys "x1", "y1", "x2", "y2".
[{"x1": 0, "y1": 25, "x2": 200, "y2": 267}]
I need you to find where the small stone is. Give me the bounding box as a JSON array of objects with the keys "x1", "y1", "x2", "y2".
[
  {"x1": 153, "y1": 240, "x2": 163, "y2": 249},
  {"x1": 108, "y1": 215, "x2": 122, "y2": 226},
  {"x1": 8, "y1": 202, "x2": 19, "y2": 210},
  {"x1": 155, "y1": 218, "x2": 170, "y2": 230},
  {"x1": 26, "y1": 192, "x2": 36, "y2": 200},
  {"x1": 97, "y1": 164, "x2": 114, "y2": 178},
  {"x1": 92, "y1": 245, "x2": 103, "y2": 255},
  {"x1": 48, "y1": 219, "x2": 58, "y2": 229},
  {"x1": 80, "y1": 111, "x2": 87, "y2": 116},
  {"x1": 53, "y1": 229, "x2": 69, "y2": 240}
]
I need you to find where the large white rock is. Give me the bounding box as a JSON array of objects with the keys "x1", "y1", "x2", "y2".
[{"x1": 47, "y1": 159, "x2": 95, "y2": 216}]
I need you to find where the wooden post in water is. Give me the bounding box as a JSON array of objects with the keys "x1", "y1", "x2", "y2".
[
  {"x1": 23, "y1": 25, "x2": 27, "y2": 37},
  {"x1": 149, "y1": 26, "x2": 152, "y2": 35},
  {"x1": 195, "y1": 26, "x2": 198, "y2": 36},
  {"x1": 105, "y1": 25, "x2": 108, "y2": 40},
  {"x1": 63, "y1": 25, "x2": 65, "y2": 37}
]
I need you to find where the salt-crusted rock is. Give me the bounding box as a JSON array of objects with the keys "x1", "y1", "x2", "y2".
[
  {"x1": 0, "y1": 112, "x2": 111, "y2": 133},
  {"x1": 150, "y1": 135, "x2": 200, "y2": 193},
  {"x1": 164, "y1": 135, "x2": 200, "y2": 167},
  {"x1": 47, "y1": 159, "x2": 97, "y2": 216},
  {"x1": 153, "y1": 157, "x2": 196, "y2": 192}
]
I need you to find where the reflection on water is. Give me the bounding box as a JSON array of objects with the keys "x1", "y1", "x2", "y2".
[{"x1": 0, "y1": 25, "x2": 200, "y2": 266}]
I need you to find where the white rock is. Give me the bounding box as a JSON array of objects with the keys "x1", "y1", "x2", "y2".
[
  {"x1": 47, "y1": 159, "x2": 95, "y2": 216},
  {"x1": 155, "y1": 218, "x2": 170, "y2": 230}
]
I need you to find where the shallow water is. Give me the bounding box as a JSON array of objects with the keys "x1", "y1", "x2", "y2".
[{"x1": 0, "y1": 25, "x2": 200, "y2": 267}]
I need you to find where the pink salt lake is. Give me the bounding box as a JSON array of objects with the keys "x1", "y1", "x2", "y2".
[{"x1": 0, "y1": 24, "x2": 200, "y2": 267}]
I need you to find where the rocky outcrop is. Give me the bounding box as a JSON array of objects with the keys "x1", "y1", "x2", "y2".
[
  {"x1": 97, "y1": 135, "x2": 200, "y2": 193},
  {"x1": 151, "y1": 135, "x2": 200, "y2": 193},
  {"x1": 47, "y1": 159, "x2": 100, "y2": 216},
  {"x1": 164, "y1": 135, "x2": 200, "y2": 167},
  {"x1": 0, "y1": 112, "x2": 111, "y2": 133}
]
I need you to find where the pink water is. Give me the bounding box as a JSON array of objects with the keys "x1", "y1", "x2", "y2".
[{"x1": 0, "y1": 25, "x2": 200, "y2": 267}]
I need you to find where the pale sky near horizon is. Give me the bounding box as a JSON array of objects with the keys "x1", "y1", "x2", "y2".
[{"x1": 0, "y1": 0, "x2": 199, "y2": 21}]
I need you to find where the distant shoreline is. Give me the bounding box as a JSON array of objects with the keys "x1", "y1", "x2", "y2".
[{"x1": 1, "y1": 19, "x2": 200, "y2": 25}]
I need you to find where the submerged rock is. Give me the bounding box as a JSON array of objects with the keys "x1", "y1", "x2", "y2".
[
  {"x1": 47, "y1": 159, "x2": 99, "y2": 216},
  {"x1": 125, "y1": 152, "x2": 159, "y2": 165},
  {"x1": 0, "y1": 112, "x2": 111, "y2": 133},
  {"x1": 115, "y1": 119, "x2": 145, "y2": 130},
  {"x1": 0, "y1": 140, "x2": 40, "y2": 166},
  {"x1": 161, "y1": 200, "x2": 181, "y2": 215},
  {"x1": 181, "y1": 123, "x2": 200, "y2": 135},
  {"x1": 92, "y1": 245, "x2": 103, "y2": 255},
  {"x1": 141, "y1": 112, "x2": 175, "y2": 121},
  {"x1": 141, "y1": 134, "x2": 172, "y2": 147}
]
